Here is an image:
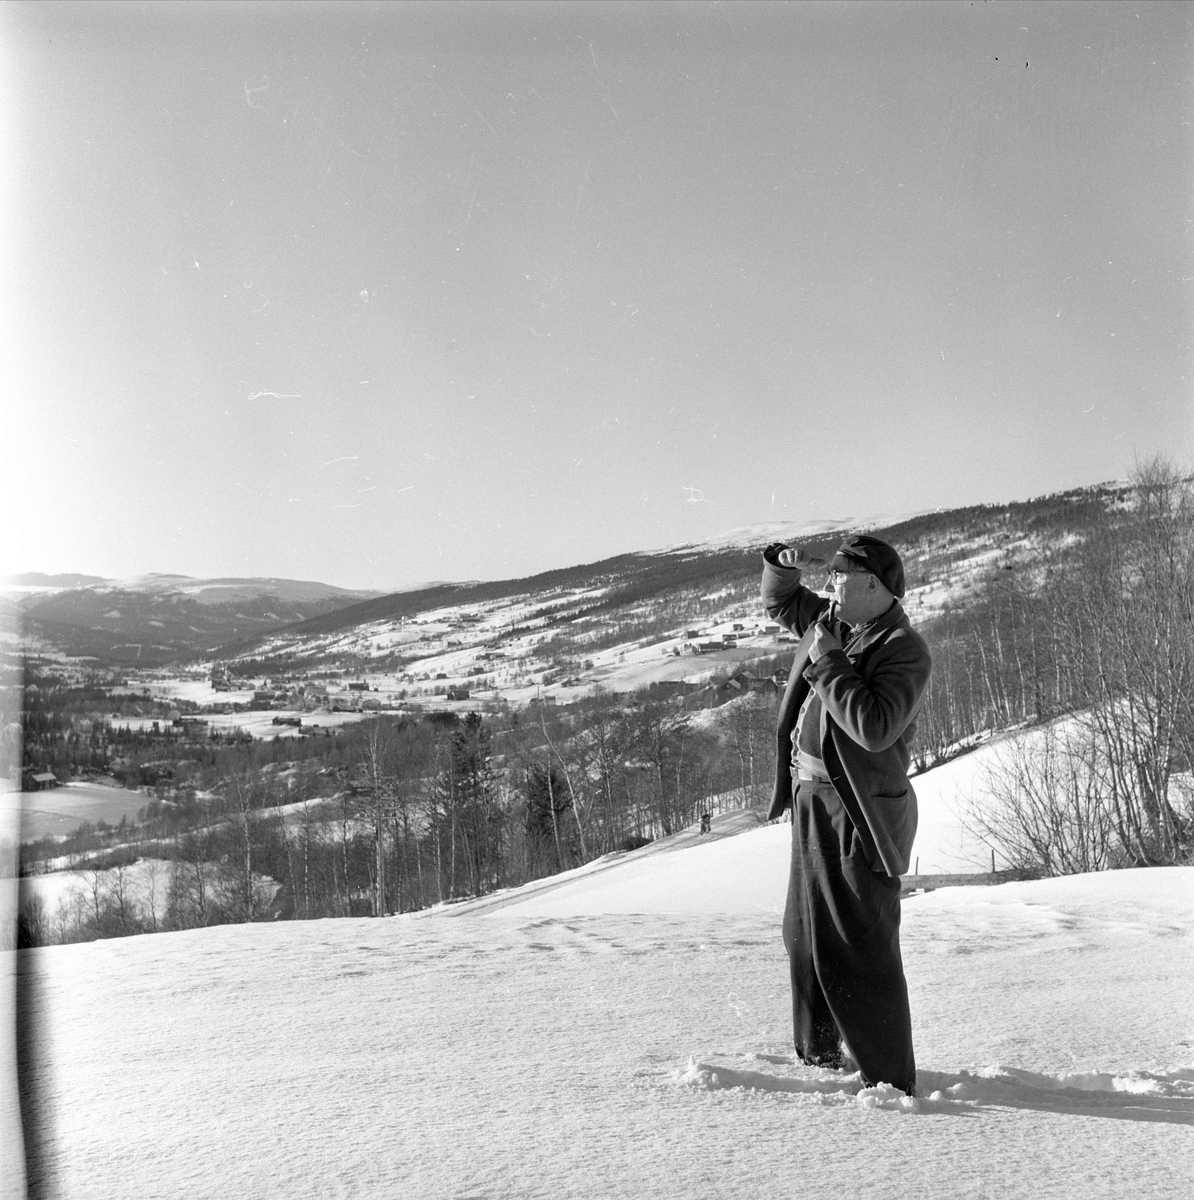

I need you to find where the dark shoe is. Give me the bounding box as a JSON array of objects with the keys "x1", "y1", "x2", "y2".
[{"x1": 799, "y1": 1049, "x2": 845, "y2": 1070}]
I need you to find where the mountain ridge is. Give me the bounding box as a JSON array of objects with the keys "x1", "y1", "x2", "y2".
[{"x1": 13, "y1": 480, "x2": 1133, "y2": 670}]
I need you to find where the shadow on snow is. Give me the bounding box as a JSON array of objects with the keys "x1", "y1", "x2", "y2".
[{"x1": 674, "y1": 1057, "x2": 1194, "y2": 1125}]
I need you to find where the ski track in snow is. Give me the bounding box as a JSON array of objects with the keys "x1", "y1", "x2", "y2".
[{"x1": 10, "y1": 862, "x2": 1194, "y2": 1198}]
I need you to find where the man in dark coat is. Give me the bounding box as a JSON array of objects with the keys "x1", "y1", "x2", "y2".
[{"x1": 761, "y1": 534, "x2": 931, "y2": 1095}]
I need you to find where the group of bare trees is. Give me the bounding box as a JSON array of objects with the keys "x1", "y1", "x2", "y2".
[
  {"x1": 291, "y1": 690, "x2": 778, "y2": 919},
  {"x1": 19, "y1": 682, "x2": 779, "y2": 944},
  {"x1": 17, "y1": 799, "x2": 291, "y2": 946},
  {"x1": 961, "y1": 461, "x2": 1194, "y2": 874},
  {"x1": 265, "y1": 690, "x2": 777, "y2": 919}
]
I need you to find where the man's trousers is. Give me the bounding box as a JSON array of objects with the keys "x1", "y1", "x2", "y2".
[{"x1": 782, "y1": 779, "x2": 916, "y2": 1094}]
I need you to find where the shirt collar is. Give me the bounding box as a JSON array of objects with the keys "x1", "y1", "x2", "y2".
[{"x1": 844, "y1": 599, "x2": 904, "y2": 650}]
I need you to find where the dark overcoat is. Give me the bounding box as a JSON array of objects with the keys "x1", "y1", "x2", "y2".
[{"x1": 761, "y1": 545, "x2": 932, "y2": 877}]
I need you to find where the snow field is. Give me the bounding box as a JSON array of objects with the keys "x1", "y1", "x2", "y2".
[
  {"x1": 113, "y1": 708, "x2": 370, "y2": 740},
  {"x1": 14, "y1": 781, "x2": 150, "y2": 843},
  {"x1": 144, "y1": 678, "x2": 255, "y2": 706},
  {"x1": 14, "y1": 862, "x2": 1194, "y2": 1199}
]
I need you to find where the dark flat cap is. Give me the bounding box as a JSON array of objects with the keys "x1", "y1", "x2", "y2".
[{"x1": 831, "y1": 534, "x2": 906, "y2": 599}]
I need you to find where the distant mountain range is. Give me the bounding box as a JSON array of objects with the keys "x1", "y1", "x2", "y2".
[
  {"x1": 7, "y1": 572, "x2": 110, "y2": 591},
  {"x1": 4, "y1": 572, "x2": 386, "y2": 604},
  {"x1": 4, "y1": 573, "x2": 389, "y2": 665}
]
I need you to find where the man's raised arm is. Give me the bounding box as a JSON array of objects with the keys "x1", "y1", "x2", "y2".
[{"x1": 760, "y1": 542, "x2": 830, "y2": 636}]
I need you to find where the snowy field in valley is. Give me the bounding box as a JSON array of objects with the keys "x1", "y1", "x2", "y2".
[
  {"x1": 141, "y1": 678, "x2": 256, "y2": 707},
  {"x1": 114, "y1": 708, "x2": 373, "y2": 740},
  {"x1": 8, "y1": 783, "x2": 1194, "y2": 1199},
  {"x1": 6, "y1": 783, "x2": 150, "y2": 843}
]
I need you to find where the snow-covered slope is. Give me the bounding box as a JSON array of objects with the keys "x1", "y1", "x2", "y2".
[
  {"x1": 10, "y1": 812, "x2": 1194, "y2": 1199},
  {"x1": 223, "y1": 481, "x2": 1129, "y2": 710}
]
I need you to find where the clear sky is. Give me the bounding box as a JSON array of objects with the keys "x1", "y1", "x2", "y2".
[{"x1": 2, "y1": 1, "x2": 1191, "y2": 590}]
